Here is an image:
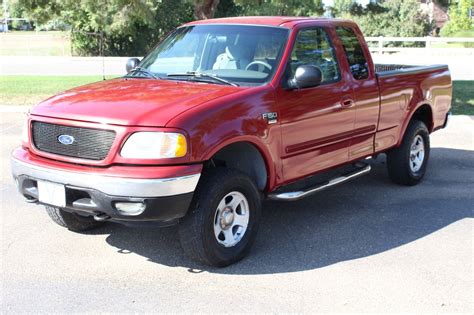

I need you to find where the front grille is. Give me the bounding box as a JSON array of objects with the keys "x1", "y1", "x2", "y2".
[{"x1": 32, "y1": 121, "x2": 116, "y2": 160}]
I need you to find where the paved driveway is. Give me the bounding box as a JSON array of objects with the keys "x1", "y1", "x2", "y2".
[{"x1": 1, "y1": 113, "x2": 473, "y2": 313}]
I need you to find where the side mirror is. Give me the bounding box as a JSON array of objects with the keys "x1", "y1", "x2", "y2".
[
  {"x1": 289, "y1": 65, "x2": 322, "y2": 89},
  {"x1": 126, "y1": 58, "x2": 140, "y2": 73}
]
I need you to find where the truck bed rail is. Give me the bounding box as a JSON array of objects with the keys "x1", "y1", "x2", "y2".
[
  {"x1": 375, "y1": 64, "x2": 416, "y2": 73},
  {"x1": 375, "y1": 64, "x2": 448, "y2": 77}
]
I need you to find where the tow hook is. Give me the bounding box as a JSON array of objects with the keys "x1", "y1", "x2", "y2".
[{"x1": 93, "y1": 213, "x2": 111, "y2": 222}]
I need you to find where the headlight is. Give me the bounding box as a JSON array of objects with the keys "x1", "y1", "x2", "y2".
[{"x1": 120, "y1": 132, "x2": 187, "y2": 159}]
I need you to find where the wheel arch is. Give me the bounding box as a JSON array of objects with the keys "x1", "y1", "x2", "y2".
[
  {"x1": 398, "y1": 103, "x2": 433, "y2": 146},
  {"x1": 204, "y1": 139, "x2": 274, "y2": 192}
]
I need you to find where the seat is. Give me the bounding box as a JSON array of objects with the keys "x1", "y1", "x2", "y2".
[{"x1": 213, "y1": 44, "x2": 252, "y2": 70}]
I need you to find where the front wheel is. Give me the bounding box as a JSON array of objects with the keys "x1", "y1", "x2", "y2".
[
  {"x1": 178, "y1": 168, "x2": 261, "y2": 267},
  {"x1": 45, "y1": 206, "x2": 105, "y2": 232},
  {"x1": 387, "y1": 120, "x2": 430, "y2": 186}
]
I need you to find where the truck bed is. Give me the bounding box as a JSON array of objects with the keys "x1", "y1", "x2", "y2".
[{"x1": 374, "y1": 63, "x2": 451, "y2": 153}]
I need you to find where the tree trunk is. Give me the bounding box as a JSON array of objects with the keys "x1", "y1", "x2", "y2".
[{"x1": 194, "y1": 0, "x2": 220, "y2": 20}]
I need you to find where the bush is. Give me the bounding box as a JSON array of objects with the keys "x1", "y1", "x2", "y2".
[
  {"x1": 335, "y1": 0, "x2": 432, "y2": 39},
  {"x1": 441, "y1": 0, "x2": 473, "y2": 41}
]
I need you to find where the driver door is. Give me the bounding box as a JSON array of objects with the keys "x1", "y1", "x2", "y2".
[{"x1": 276, "y1": 26, "x2": 355, "y2": 182}]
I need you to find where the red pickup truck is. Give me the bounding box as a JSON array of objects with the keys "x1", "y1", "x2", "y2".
[{"x1": 11, "y1": 17, "x2": 451, "y2": 267}]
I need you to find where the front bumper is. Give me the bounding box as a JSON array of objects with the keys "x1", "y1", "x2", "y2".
[{"x1": 11, "y1": 147, "x2": 201, "y2": 225}]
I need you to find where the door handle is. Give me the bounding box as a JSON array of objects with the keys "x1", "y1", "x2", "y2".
[{"x1": 340, "y1": 99, "x2": 354, "y2": 108}]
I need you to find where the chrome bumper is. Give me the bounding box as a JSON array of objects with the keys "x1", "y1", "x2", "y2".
[{"x1": 11, "y1": 157, "x2": 201, "y2": 198}]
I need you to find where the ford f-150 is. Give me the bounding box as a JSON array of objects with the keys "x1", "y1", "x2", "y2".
[{"x1": 11, "y1": 17, "x2": 452, "y2": 267}]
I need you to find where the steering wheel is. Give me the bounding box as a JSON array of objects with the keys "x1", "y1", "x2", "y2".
[{"x1": 245, "y1": 60, "x2": 272, "y2": 73}]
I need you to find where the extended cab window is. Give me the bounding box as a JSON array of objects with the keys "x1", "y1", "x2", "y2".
[
  {"x1": 335, "y1": 27, "x2": 369, "y2": 80},
  {"x1": 288, "y1": 28, "x2": 340, "y2": 84}
]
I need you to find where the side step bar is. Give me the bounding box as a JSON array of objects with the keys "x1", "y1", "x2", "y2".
[{"x1": 268, "y1": 163, "x2": 371, "y2": 201}]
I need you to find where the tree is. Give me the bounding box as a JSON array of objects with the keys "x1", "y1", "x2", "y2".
[
  {"x1": 441, "y1": 0, "x2": 473, "y2": 35},
  {"x1": 18, "y1": 0, "x2": 194, "y2": 56},
  {"x1": 16, "y1": 0, "x2": 436, "y2": 56},
  {"x1": 214, "y1": 0, "x2": 242, "y2": 17},
  {"x1": 330, "y1": 0, "x2": 355, "y2": 17},
  {"x1": 377, "y1": 0, "x2": 432, "y2": 37},
  {"x1": 332, "y1": 0, "x2": 432, "y2": 38},
  {"x1": 16, "y1": 0, "x2": 238, "y2": 55},
  {"x1": 235, "y1": 0, "x2": 325, "y2": 16},
  {"x1": 194, "y1": 0, "x2": 220, "y2": 19}
]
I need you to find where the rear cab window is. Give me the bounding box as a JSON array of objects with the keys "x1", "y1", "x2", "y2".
[{"x1": 335, "y1": 26, "x2": 370, "y2": 80}]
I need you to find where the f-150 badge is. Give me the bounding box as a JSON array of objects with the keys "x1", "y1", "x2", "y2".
[{"x1": 262, "y1": 112, "x2": 278, "y2": 124}]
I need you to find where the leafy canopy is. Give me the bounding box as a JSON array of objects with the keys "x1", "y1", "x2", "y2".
[{"x1": 14, "y1": 0, "x2": 437, "y2": 55}]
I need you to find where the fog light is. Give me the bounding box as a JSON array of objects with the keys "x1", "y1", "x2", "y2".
[{"x1": 115, "y1": 202, "x2": 146, "y2": 216}]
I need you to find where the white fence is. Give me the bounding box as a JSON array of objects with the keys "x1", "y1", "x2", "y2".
[
  {"x1": 364, "y1": 37, "x2": 474, "y2": 80},
  {"x1": 365, "y1": 36, "x2": 474, "y2": 54}
]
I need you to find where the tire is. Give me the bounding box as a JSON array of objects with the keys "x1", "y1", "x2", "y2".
[
  {"x1": 45, "y1": 206, "x2": 105, "y2": 232},
  {"x1": 178, "y1": 168, "x2": 262, "y2": 267},
  {"x1": 387, "y1": 120, "x2": 430, "y2": 186}
]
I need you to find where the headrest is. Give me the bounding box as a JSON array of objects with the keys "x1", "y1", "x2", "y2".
[{"x1": 226, "y1": 44, "x2": 252, "y2": 60}]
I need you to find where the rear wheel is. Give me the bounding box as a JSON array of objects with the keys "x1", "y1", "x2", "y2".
[
  {"x1": 178, "y1": 168, "x2": 261, "y2": 267},
  {"x1": 45, "y1": 206, "x2": 105, "y2": 232},
  {"x1": 387, "y1": 120, "x2": 430, "y2": 186}
]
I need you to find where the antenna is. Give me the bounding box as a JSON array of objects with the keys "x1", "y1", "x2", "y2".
[{"x1": 101, "y1": 31, "x2": 105, "y2": 80}]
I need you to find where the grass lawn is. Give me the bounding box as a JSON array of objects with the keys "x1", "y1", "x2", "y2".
[
  {"x1": 431, "y1": 30, "x2": 474, "y2": 48},
  {"x1": 452, "y1": 81, "x2": 474, "y2": 115},
  {"x1": 0, "y1": 31, "x2": 71, "y2": 56},
  {"x1": 0, "y1": 76, "x2": 107, "y2": 106},
  {"x1": 0, "y1": 76, "x2": 472, "y2": 115}
]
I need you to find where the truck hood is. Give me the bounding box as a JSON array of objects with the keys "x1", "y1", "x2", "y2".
[{"x1": 30, "y1": 78, "x2": 241, "y2": 126}]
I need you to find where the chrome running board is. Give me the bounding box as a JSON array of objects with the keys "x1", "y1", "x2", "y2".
[{"x1": 268, "y1": 163, "x2": 371, "y2": 201}]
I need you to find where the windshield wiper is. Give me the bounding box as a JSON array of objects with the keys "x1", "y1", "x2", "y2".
[
  {"x1": 126, "y1": 67, "x2": 161, "y2": 80},
  {"x1": 167, "y1": 72, "x2": 239, "y2": 87}
]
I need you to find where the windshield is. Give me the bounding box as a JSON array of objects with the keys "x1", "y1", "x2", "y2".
[{"x1": 138, "y1": 25, "x2": 289, "y2": 86}]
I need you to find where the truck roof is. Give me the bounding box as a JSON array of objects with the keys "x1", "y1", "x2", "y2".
[{"x1": 185, "y1": 16, "x2": 346, "y2": 28}]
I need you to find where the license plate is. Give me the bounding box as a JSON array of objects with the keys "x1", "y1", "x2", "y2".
[{"x1": 38, "y1": 181, "x2": 66, "y2": 208}]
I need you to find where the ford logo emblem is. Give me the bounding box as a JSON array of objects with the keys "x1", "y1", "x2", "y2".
[{"x1": 57, "y1": 134, "x2": 75, "y2": 145}]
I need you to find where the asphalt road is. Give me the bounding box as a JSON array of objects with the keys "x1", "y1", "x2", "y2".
[{"x1": 1, "y1": 112, "x2": 473, "y2": 313}]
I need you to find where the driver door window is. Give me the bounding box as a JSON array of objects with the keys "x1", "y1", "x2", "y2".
[{"x1": 289, "y1": 28, "x2": 340, "y2": 84}]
